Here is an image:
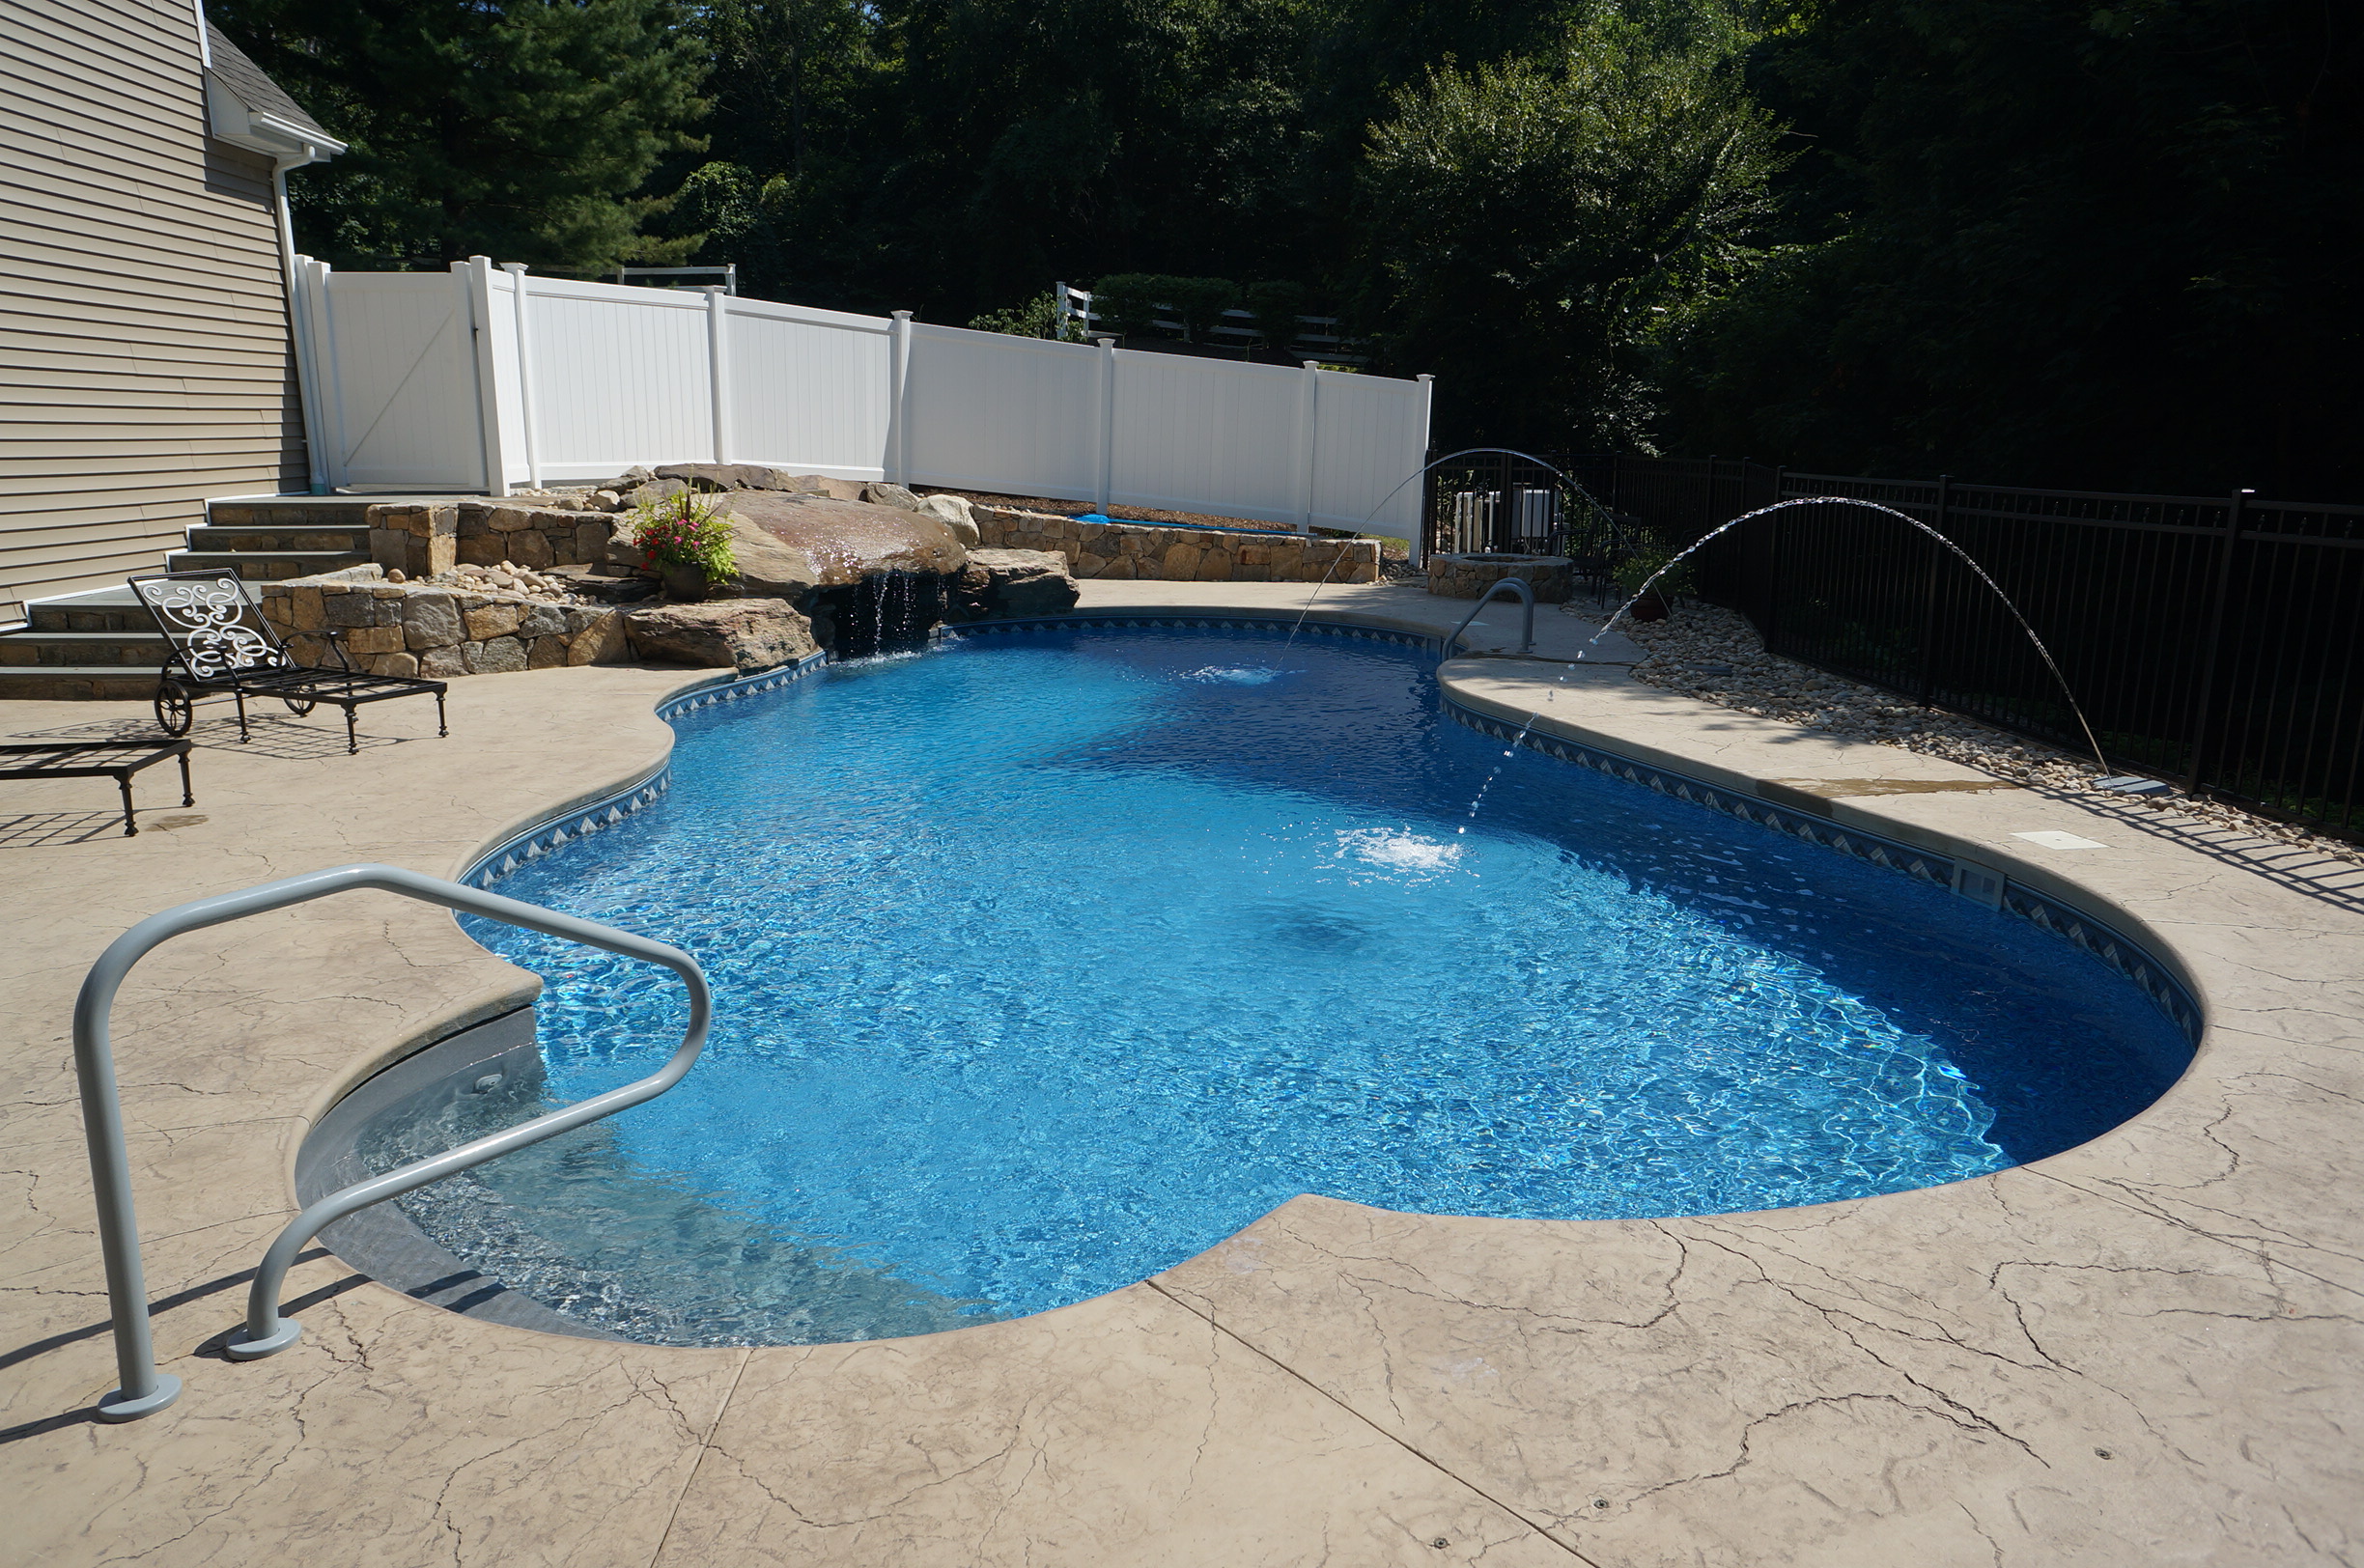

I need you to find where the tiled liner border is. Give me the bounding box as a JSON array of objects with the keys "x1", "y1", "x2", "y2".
[
  {"x1": 1444, "y1": 694, "x2": 2203, "y2": 1046},
  {"x1": 460, "y1": 652, "x2": 830, "y2": 889},
  {"x1": 460, "y1": 620, "x2": 2201, "y2": 1044}
]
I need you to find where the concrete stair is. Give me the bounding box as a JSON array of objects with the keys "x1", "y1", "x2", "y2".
[
  {"x1": 0, "y1": 589, "x2": 168, "y2": 700},
  {"x1": 0, "y1": 495, "x2": 417, "y2": 701}
]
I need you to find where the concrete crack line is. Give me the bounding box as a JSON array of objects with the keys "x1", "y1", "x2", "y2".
[
  {"x1": 1141, "y1": 1277, "x2": 1608, "y2": 1567},
  {"x1": 646, "y1": 1345, "x2": 751, "y2": 1568}
]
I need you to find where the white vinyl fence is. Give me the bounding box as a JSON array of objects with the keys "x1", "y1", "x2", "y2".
[{"x1": 291, "y1": 258, "x2": 1434, "y2": 541}]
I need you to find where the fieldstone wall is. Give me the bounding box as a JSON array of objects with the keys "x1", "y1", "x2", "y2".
[
  {"x1": 258, "y1": 566, "x2": 630, "y2": 678},
  {"x1": 1425, "y1": 552, "x2": 1573, "y2": 603},
  {"x1": 973, "y1": 506, "x2": 1380, "y2": 584},
  {"x1": 366, "y1": 501, "x2": 619, "y2": 580}
]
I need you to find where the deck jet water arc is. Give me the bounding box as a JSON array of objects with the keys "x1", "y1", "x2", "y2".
[{"x1": 1450, "y1": 494, "x2": 2115, "y2": 831}]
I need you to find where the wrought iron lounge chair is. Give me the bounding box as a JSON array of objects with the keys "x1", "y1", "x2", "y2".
[
  {"x1": 129, "y1": 571, "x2": 448, "y2": 754},
  {"x1": 0, "y1": 739, "x2": 193, "y2": 835}
]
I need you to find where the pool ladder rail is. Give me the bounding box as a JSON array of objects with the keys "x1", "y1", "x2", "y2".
[
  {"x1": 1440, "y1": 574, "x2": 1536, "y2": 662},
  {"x1": 67, "y1": 863, "x2": 712, "y2": 1421}
]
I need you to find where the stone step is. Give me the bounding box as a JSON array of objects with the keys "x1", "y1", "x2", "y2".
[
  {"x1": 204, "y1": 494, "x2": 472, "y2": 530},
  {"x1": 184, "y1": 523, "x2": 371, "y2": 552},
  {"x1": 0, "y1": 630, "x2": 170, "y2": 668},
  {"x1": 27, "y1": 588, "x2": 155, "y2": 634},
  {"x1": 165, "y1": 549, "x2": 370, "y2": 580},
  {"x1": 0, "y1": 664, "x2": 160, "y2": 701}
]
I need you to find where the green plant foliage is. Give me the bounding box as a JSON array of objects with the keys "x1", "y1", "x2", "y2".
[
  {"x1": 1086, "y1": 274, "x2": 1168, "y2": 338},
  {"x1": 1158, "y1": 276, "x2": 1243, "y2": 341},
  {"x1": 1657, "y1": 0, "x2": 2364, "y2": 495},
  {"x1": 966, "y1": 292, "x2": 1087, "y2": 340},
  {"x1": 1356, "y1": 15, "x2": 1787, "y2": 450},
  {"x1": 212, "y1": 0, "x2": 711, "y2": 274},
  {"x1": 627, "y1": 490, "x2": 741, "y2": 582},
  {"x1": 1613, "y1": 546, "x2": 1696, "y2": 597},
  {"x1": 1244, "y1": 280, "x2": 1310, "y2": 352}
]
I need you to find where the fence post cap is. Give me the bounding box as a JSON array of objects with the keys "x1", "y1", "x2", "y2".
[
  {"x1": 1417, "y1": 374, "x2": 1434, "y2": 382},
  {"x1": 1095, "y1": 337, "x2": 1115, "y2": 348},
  {"x1": 891, "y1": 309, "x2": 914, "y2": 321}
]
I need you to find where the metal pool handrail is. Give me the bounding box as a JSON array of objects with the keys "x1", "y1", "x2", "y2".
[
  {"x1": 1441, "y1": 575, "x2": 1536, "y2": 661},
  {"x1": 70, "y1": 862, "x2": 710, "y2": 1420}
]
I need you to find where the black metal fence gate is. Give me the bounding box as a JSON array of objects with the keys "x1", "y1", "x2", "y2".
[{"x1": 1423, "y1": 452, "x2": 2364, "y2": 840}]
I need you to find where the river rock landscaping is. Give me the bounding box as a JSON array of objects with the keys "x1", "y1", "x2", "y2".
[{"x1": 1611, "y1": 599, "x2": 2364, "y2": 866}]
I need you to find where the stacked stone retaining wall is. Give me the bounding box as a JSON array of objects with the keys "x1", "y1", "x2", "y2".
[
  {"x1": 366, "y1": 501, "x2": 620, "y2": 580},
  {"x1": 258, "y1": 568, "x2": 629, "y2": 678},
  {"x1": 973, "y1": 506, "x2": 1379, "y2": 584}
]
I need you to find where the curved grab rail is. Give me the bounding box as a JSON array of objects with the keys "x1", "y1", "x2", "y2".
[
  {"x1": 70, "y1": 863, "x2": 709, "y2": 1419},
  {"x1": 1440, "y1": 575, "x2": 1536, "y2": 663}
]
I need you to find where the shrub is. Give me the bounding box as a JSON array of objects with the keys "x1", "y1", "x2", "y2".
[
  {"x1": 1613, "y1": 547, "x2": 1695, "y2": 598},
  {"x1": 967, "y1": 291, "x2": 1086, "y2": 340},
  {"x1": 627, "y1": 490, "x2": 740, "y2": 582}
]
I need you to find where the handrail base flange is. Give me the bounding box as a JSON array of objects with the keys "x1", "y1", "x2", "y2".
[
  {"x1": 97, "y1": 1374, "x2": 183, "y2": 1422},
  {"x1": 224, "y1": 1321, "x2": 304, "y2": 1361}
]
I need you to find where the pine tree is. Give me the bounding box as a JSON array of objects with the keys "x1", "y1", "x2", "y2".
[{"x1": 213, "y1": 0, "x2": 710, "y2": 273}]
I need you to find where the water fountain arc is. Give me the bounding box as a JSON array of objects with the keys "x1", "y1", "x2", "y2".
[
  {"x1": 1586, "y1": 494, "x2": 2110, "y2": 774},
  {"x1": 1447, "y1": 492, "x2": 2115, "y2": 833}
]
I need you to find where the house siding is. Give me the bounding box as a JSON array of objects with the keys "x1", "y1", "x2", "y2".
[{"x1": 0, "y1": 0, "x2": 308, "y2": 624}]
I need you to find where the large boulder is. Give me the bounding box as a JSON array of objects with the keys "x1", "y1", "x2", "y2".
[
  {"x1": 721, "y1": 514, "x2": 825, "y2": 600},
  {"x1": 860, "y1": 481, "x2": 924, "y2": 512},
  {"x1": 654, "y1": 462, "x2": 819, "y2": 492},
  {"x1": 624, "y1": 599, "x2": 818, "y2": 673},
  {"x1": 919, "y1": 492, "x2": 981, "y2": 545},
  {"x1": 957, "y1": 547, "x2": 1080, "y2": 618},
  {"x1": 722, "y1": 492, "x2": 967, "y2": 586}
]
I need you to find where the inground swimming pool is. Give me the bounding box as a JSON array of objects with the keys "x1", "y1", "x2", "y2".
[{"x1": 370, "y1": 625, "x2": 2193, "y2": 1346}]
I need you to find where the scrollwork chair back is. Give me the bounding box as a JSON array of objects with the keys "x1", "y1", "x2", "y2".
[{"x1": 133, "y1": 574, "x2": 292, "y2": 680}]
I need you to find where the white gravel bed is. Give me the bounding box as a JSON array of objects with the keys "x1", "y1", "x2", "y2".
[{"x1": 1585, "y1": 598, "x2": 2363, "y2": 869}]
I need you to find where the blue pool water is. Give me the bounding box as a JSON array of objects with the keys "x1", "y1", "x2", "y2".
[{"x1": 393, "y1": 627, "x2": 2191, "y2": 1345}]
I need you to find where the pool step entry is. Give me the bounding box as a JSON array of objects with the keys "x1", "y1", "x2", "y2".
[{"x1": 65, "y1": 863, "x2": 712, "y2": 1420}]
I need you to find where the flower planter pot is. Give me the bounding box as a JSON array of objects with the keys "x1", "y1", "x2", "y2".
[
  {"x1": 1626, "y1": 591, "x2": 1670, "y2": 623},
  {"x1": 662, "y1": 566, "x2": 709, "y2": 602}
]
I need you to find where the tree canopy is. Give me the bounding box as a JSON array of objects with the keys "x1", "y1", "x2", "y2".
[
  {"x1": 220, "y1": 0, "x2": 2364, "y2": 497},
  {"x1": 213, "y1": 0, "x2": 709, "y2": 272}
]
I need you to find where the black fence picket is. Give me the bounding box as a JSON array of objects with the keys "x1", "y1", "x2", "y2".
[{"x1": 1424, "y1": 453, "x2": 2364, "y2": 840}]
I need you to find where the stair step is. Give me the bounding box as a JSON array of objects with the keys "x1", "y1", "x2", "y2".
[
  {"x1": 205, "y1": 494, "x2": 471, "y2": 529},
  {"x1": 185, "y1": 523, "x2": 371, "y2": 551},
  {"x1": 165, "y1": 549, "x2": 369, "y2": 579},
  {"x1": 0, "y1": 630, "x2": 169, "y2": 668},
  {"x1": 28, "y1": 588, "x2": 155, "y2": 634},
  {"x1": 0, "y1": 664, "x2": 161, "y2": 701}
]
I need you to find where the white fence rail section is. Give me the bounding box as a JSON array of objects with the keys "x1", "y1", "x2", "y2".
[
  {"x1": 293, "y1": 257, "x2": 1434, "y2": 539},
  {"x1": 1053, "y1": 282, "x2": 1365, "y2": 364}
]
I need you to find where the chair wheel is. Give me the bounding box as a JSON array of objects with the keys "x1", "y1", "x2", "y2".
[
  {"x1": 154, "y1": 679, "x2": 193, "y2": 738},
  {"x1": 282, "y1": 696, "x2": 318, "y2": 716}
]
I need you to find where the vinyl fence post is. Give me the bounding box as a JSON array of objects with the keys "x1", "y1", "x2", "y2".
[
  {"x1": 2183, "y1": 489, "x2": 2253, "y2": 792},
  {"x1": 289, "y1": 256, "x2": 333, "y2": 495},
  {"x1": 706, "y1": 286, "x2": 732, "y2": 465},
  {"x1": 500, "y1": 265, "x2": 542, "y2": 489},
  {"x1": 888, "y1": 310, "x2": 914, "y2": 485},
  {"x1": 459, "y1": 257, "x2": 509, "y2": 496},
  {"x1": 1095, "y1": 337, "x2": 1117, "y2": 510},
  {"x1": 1918, "y1": 474, "x2": 1950, "y2": 705},
  {"x1": 301, "y1": 260, "x2": 349, "y2": 490},
  {"x1": 1412, "y1": 375, "x2": 1434, "y2": 565},
  {"x1": 1295, "y1": 360, "x2": 1320, "y2": 534}
]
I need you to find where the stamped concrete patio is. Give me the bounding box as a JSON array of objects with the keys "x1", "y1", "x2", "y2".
[{"x1": 3, "y1": 579, "x2": 2357, "y2": 1566}]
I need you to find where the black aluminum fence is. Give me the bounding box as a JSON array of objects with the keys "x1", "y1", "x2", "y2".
[{"x1": 1423, "y1": 452, "x2": 2364, "y2": 839}]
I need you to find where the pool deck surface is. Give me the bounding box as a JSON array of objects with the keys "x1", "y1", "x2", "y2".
[{"x1": 3, "y1": 579, "x2": 2358, "y2": 1565}]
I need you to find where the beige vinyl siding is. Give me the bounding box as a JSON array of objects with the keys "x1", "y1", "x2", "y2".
[{"x1": 0, "y1": 0, "x2": 307, "y2": 624}]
